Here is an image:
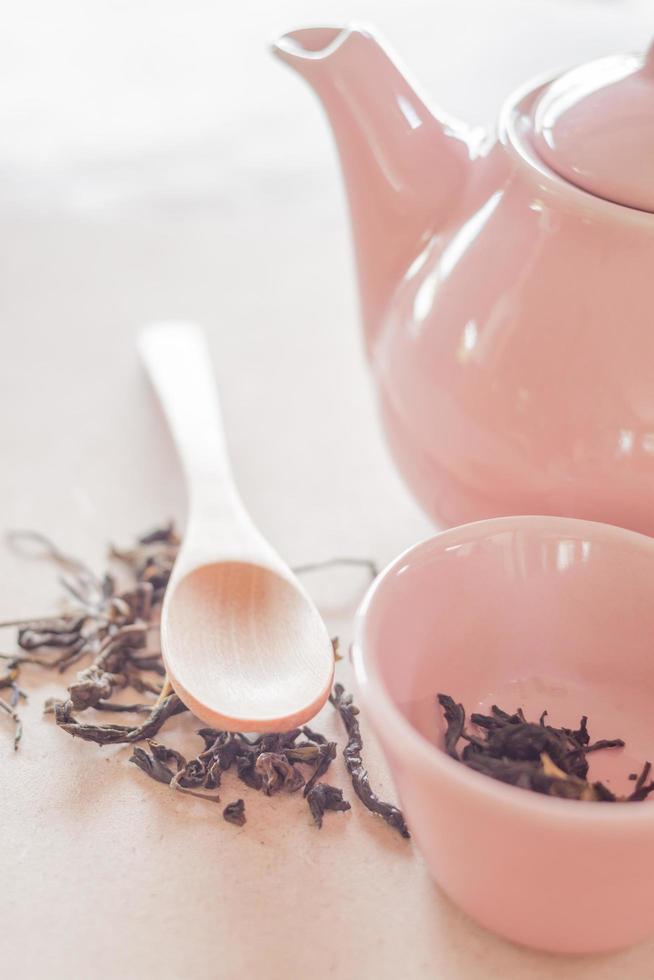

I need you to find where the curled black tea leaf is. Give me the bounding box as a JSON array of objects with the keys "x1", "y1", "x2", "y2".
[
  {"x1": 204, "y1": 758, "x2": 223, "y2": 790},
  {"x1": 67, "y1": 665, "x2": 117, "y2": 710},
  {"x1": 627, "y1": 761, "x2": 654, "y2": 802},
  {"x1": 235, "y1": 753, "x2": 263, "y2": 790},
  {"x1": 585, "y1": 738, "x2": 626, "y2": 754},
  {"x1": 148, "y1": 739, "x2": 186, "y2": 772},
  {"x1": 301, "y1": 725, "x2": 327, "y2": 745},
  {"x1": 54, "y1": 692, "x2": 187, "y2": 745},
  {"x1": 437, "y1": 694, "x2": 465, "y2": 759},
  {"x1": 130, "y1": 742, "x2": 222, "y2": 802},
  {"x1": 129, "y1": 746, "x2": 175, "y2": 785},
  {"x1": 18, "y1": 627, "x2": 83, "y2": 651},
  {"x1": 285, "y1": 743, "x2": 322, "y2": 764},
  {"x1": 254, "y1": 730, "x2": 302, "y2": 754},
  {"x1": 176, "y1": 758, "x2": 207, "y2": 789},
  {"x1": 196, "y1": 728, "x2": 224, "y2": 752},
  {"x1": 303, "y1": 741, "x2": 337, "y2": 797},
  {"x1": 223, "y1": 799, "x2": 246, "y2": 826},
  {"x1": 254, "y1": 752, "x2": 305, "y2": 795},
  {"x1": 592, "y1": 781, "x2": 617, "y2": 802},
  {"x1": 213, "y1": 733, "x2": 250, "y2": 771},
  {"x1": 306, "y1": 782, "x2": 351, "y2": 829},
  {"x1": 94, "y1": 701, "x2": 152, "y2": 714},
  {"x1": 330, "y1": 683, "x2": 410, "y2": 839}
]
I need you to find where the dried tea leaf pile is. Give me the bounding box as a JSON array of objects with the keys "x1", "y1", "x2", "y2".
[
  {"x1": 1, "y1": 524, "x2": 409, "y2": 838},
  {"x1": 438, "y1": 693, "x2": 654, "y2": 802},
  {"x1": 129, "y1": 723, "x2": 350, "y2": 827}
]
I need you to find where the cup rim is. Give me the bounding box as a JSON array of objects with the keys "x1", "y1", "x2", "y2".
[{"x1": 351, "y1": 514, "x2": 654, "y2": 826}]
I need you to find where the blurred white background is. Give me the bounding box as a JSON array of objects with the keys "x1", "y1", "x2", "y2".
[{"x1": 0, "y1": 0, "x2": 651, "y2": 211}]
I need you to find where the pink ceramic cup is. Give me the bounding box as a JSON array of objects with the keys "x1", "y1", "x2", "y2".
[{"x1": 352, "y1": 516, "x2": 654, "y2": 954}]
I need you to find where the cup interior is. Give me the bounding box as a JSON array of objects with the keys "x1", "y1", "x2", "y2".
[{"x1": 361, "y1": 517, "x2": 654, "y2": 796}]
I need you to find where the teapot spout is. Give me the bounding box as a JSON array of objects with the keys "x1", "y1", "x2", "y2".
[{"x1": 273, "y1": 25, "x2": 477, "y2": 355}]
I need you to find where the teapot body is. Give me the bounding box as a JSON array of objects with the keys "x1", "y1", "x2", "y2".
[{"x1": 373, "y1": 83, "x2": 654, "y2": 533}]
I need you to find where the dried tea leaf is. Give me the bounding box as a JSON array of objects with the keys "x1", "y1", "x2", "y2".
[
  {"x1": 437, "y1": 693, "x2": 465, "y2": 759},
  {"x1": 54, "y1": 692, "x2": 187, "y2": 745},
  {"x1": 301, "y1": 725, "x2": 327, "y2": 745},
  {"x1": 235, "y1": 753, "x2": 263, "y2": 790},
  {"x1": 286, "y1": 743, "x2": 322, "y2": 764},
  {"x1": 67, "y1": 665, "x2": 118, "y2": 710},
  {"x1": 223, "y1": 799, "x2": 246, "y2": 827},
  {"x1": 627, "y1": 761, "x2": 654, "y2": 802},
  {"x1": 585, "y1": 738, "x2": 626, "y2": 754},
  {"x1": 204, "y1": 758, "x2": 223, "y2": 790},
  {"x1": 175, "y1": 758, "x2": 207, "y2": 789},
  {"x1": 148, "y1": 739, "x2": 186, "y2": 772},
  {"x1": 306, "y1": 782, "x2": 351, "y2": 829},
  {"x1": 331, "y1": 683, "x2": 410, "y2": 838},
  {"x1": 438, "y1": 694, "x2": 654, "y2": 803},
  {"x1": 254, "y1": 752, "x2": 305, "y2": 795},
  {"x1": 129, "y1": 746, "x2": 175, "y2": 785},
  {"x1": 303, "y1": 741, "x2": 337, "y2": 797}
]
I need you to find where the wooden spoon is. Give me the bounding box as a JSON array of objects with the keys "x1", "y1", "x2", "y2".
[{"x1": 138, "y1": 321, "x2": 334, "y2": 731}]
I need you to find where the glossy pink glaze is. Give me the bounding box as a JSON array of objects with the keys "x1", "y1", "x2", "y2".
[
  {"x1": 533, "y1": 47, "x2": 654, "y2": 211},
  {"x1": 274, "y1": 27, "x2": 654, "y2": 534},
  {"x1": 272, "y1": 26, "x2": 476, "y2": 356},
  {"x1": 352, "y1": 516, "x2": 654, "y2": 953}
]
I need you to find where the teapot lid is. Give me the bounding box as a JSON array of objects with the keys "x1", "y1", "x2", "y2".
[{"x1": 531, "y1": 41, "x2": 654, "y2": 212}]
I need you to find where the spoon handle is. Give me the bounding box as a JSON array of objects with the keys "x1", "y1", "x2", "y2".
[{"x1": 138, "y1": 321, "x2": 249, "y2": 536}]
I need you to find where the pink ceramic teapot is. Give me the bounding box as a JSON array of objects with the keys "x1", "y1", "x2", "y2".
[{"x1": 274, "y1": 27, "x2": 654, "y2": 534}]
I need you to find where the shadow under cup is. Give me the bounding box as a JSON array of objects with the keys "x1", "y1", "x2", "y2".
[{"x1": 352, "y1": 516, "x2": 654, "y2": 953}]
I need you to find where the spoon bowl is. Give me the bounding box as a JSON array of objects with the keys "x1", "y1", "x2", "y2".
[
  {"x1": 139, "y1": 321, "x2": 334, "y2": 732},
  {"x1": 163, "y1": 561, "x2": 334, "y2": 731},
  {"x1": 352, "y1": 515, "x2": 654, "y2": 953}
]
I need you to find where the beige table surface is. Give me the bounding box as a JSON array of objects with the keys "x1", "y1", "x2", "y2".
[{"x1": 2, "y1": 2, "x2": 654, "y2": 978}]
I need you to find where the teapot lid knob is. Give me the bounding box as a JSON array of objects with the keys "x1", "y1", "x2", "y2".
[{"x1": 531, "y1": 39, "x2": 654, "y2": 212}]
